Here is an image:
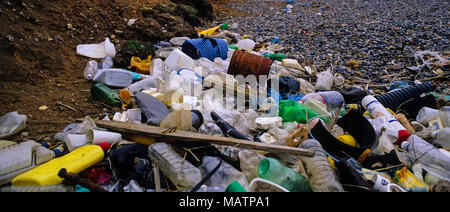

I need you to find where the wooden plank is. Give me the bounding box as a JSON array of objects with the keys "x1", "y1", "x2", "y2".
[{"x1": 91, "y1": 120, "x2": 314, "y2": 157}]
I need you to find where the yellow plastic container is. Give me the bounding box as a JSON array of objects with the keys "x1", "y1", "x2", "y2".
[
  {"x1": 130, "y1": 55, "x2": 152, "y2": 74},
  {"x1": 199, "y1": 26, "x2": 220, "y2": 36},
  {"x1": 11, "y1": 145, "x2": 104, "y2": 186}
]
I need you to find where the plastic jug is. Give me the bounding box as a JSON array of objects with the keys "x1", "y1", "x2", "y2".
[
  {"x1": 129, "y1": 56, "x2": 151, "y2": 74},
  {"x1": 93, "y1": 68, "x2": 134, "y2": 87},
  {"x1": 164, "y1": 48, "x2": 196, "y2": 71},
  {"x1": 150, "y1": 58, "x2": 166, "y2": 79},
  {"x1": 0, "y1": 112, "x2": 27, "y2": 139},
  {"x1": 76, "y1": 38, "x2": 116, "y2": 59},
  {"x1": 11, "y1": 145, "x2": 104, "y2": 185},
  {"x1": 0, "y1": 140, "x2": 55, "y2": 185},
  {"x1": 257, "y1": 157, "x2": 312, "y2": 192}
]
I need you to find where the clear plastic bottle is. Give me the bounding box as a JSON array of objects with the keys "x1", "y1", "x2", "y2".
[
  {"x1": 400, "y1": 135, "x2": 450, "y2": 182},
  {"x1": 83, "y1": 60, "x2": 98, "y2": 80},
  {"x1": 439, "y1": 106, "x2": 450, "y2": 128},
  {"x1": 147, "y1": 142, "x2": 202, "y2": 191},
  {"x1": 199, "y1": 156, "x2": 250, "y2": 191},
  {"x1": 416, "y1": 107, "x2": 439, "y2": 124},
  {"x1": 298, "y1": 139, "x2": 344, "y2": 192},
  {"x1": 431, "y1": 128, "x2": 450, "y2": 149}
]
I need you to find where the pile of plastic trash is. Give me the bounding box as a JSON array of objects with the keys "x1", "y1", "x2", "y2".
[{"x1": 0, "y1": 23, "x2": 449, "y2": 192}]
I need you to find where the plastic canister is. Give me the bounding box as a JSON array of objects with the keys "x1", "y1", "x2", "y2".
[
  {"x1": 11, "y1": 145, "x2": 104, "y2": 186},
  {"x1": 93, "y1": 68, "x2": 134, "y2": 87},
  {"x1": 362, "y1": 95, "x2": 410, "y2": 144},
  {"x1": 130, "y1": 55, "x2": 152, "y2": 74},
  {"x1": 164, "y1": 48, "x2": 196, "y2": 71}
]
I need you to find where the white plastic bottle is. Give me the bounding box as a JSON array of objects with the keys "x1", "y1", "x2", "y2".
[
  {"x1": 164, "y1": 48, "x2": 196, "y2": 71},
  {"x1": 362, "y1": 95, "x2": 409, "y2": 144},
  {"x1": 83, "y1": 60, "x2": 98, "y2": 80},
  {"x1": 400, "y1": 135, "x2": 450, "y2": 182},
  {"x1": 431, "y1": 128, "x2": 450, "y2": 149},
  {"x1": 147, "y1": 142, "x2": 202, "y2": 191}
]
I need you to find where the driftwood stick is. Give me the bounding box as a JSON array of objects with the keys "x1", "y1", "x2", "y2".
[
  {"x1": 88, "y1": 120, "x2": 315, "y2": 157},
  {"x1": 56, "y1": 102, "x2": 78, "y2": 112}
]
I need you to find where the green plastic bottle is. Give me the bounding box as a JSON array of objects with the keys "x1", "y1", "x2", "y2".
[
  {"x1": 278, "y1": 100, "x2": 329, "y2": 124},
  {"x1": 91, "y1": 83, "x2": 122, "y2": 107},
  {"x1": 225, "y1": 180, "x2": 247, "y2": 192},
  {"x1": 264, "y1": 53, "x2": 286, "y2": 61},
  {"x1": 257, "y1": 158, "x2": 312, "y2": 192}
]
